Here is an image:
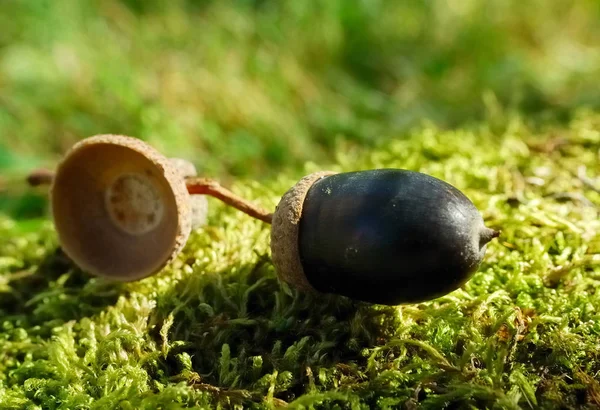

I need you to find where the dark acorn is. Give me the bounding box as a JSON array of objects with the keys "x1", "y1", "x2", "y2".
[{"x1": 271, "y1": 169, "x2": 499, "y2": 305}]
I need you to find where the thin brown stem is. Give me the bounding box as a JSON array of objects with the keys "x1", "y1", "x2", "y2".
[
  {"x1": 27, "y1": 168, "x2": 55, "y2": 187},
  {"x1": 26, "y1": 169, "x2": 274, "y2": 224},
  {"x1": 186, "y1": 177, "x2": 273, "y2": 224}
]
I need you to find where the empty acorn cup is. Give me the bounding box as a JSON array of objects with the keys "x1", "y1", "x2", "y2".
[
  {"x1": 49, "y1": 135, "x2": 195, "y2": 281},
  {"x1": 29, "y1": 134, "x2": 271, "y2": 281}
]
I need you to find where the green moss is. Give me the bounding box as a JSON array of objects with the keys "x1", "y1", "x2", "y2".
[{"x1": 0, "y1": 111, "x2": 599, "y2": 409}]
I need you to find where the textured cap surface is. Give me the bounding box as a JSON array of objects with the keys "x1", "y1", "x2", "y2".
[
  {"x1": 270, "y1": 171, "x2": 336, "y2": 291},
  {"x1": 169, "y1": 157, "x2": 209, "y2": 229},
  {"x1": 51, "y1": 134, "x2": 192, "y2": 281}
]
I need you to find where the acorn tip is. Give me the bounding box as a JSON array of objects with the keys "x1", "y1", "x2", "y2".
[{"x1": 479, "y1": 227, "x2": 500, "y2": 247}]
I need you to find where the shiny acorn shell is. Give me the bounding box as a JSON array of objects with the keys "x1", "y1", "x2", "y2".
[{"x1": 271, "y1": 169, "x2": 497, "y2": 305}]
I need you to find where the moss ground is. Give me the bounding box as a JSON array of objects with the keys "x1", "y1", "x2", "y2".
[
  {"x1": 1, "y1": 114, "x2": 599, "y2": 409},
  {"x1": 1, "y1": 1, "x2": 600, "y2": 409}
]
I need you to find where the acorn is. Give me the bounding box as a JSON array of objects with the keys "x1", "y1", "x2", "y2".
[
  {"x1": 50, "y1": 134, "x2": 195, "y2": 281},
  {"x1": 271, "y1": 169, "x2": 499, "y2": 305}
]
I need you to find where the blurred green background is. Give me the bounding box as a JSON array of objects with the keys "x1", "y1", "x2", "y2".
[{"x1": 1, "y1": 0, "x2": 600, "y2": 217}]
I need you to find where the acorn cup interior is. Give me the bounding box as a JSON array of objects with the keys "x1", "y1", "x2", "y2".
[{"x1": 51, "y1": 135, "x2": 191, "y2": 281}]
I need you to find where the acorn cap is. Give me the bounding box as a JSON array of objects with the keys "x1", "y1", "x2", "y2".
[
  {"x1": 270, "y1": 171, "x2": 336, "y2": 291},
  {"x1": 168, "y1": 158, "x2": 209, "y2": 230},
  {"x1": 50, "y1": 134, "x2": 192, "y2": 281}
]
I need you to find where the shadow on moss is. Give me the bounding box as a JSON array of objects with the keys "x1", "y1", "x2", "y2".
[
  {"x1": 0, "y1": 247, "x2": 124, "y2": 331},
  {"x1": 148, "y1": 257, "x2": 400, "y2": 404}
]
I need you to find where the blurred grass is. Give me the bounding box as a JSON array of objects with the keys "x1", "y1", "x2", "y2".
[{"x1": 2, "y1": 0, "x2": 600, "y2": 187}]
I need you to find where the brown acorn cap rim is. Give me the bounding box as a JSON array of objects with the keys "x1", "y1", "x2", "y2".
[
  {"x1": 50, "y1": 134, "x2": 192, "y2": 281},
  {"x1": 270, "y1": 171, "x2": 337, "y2": 291}
]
